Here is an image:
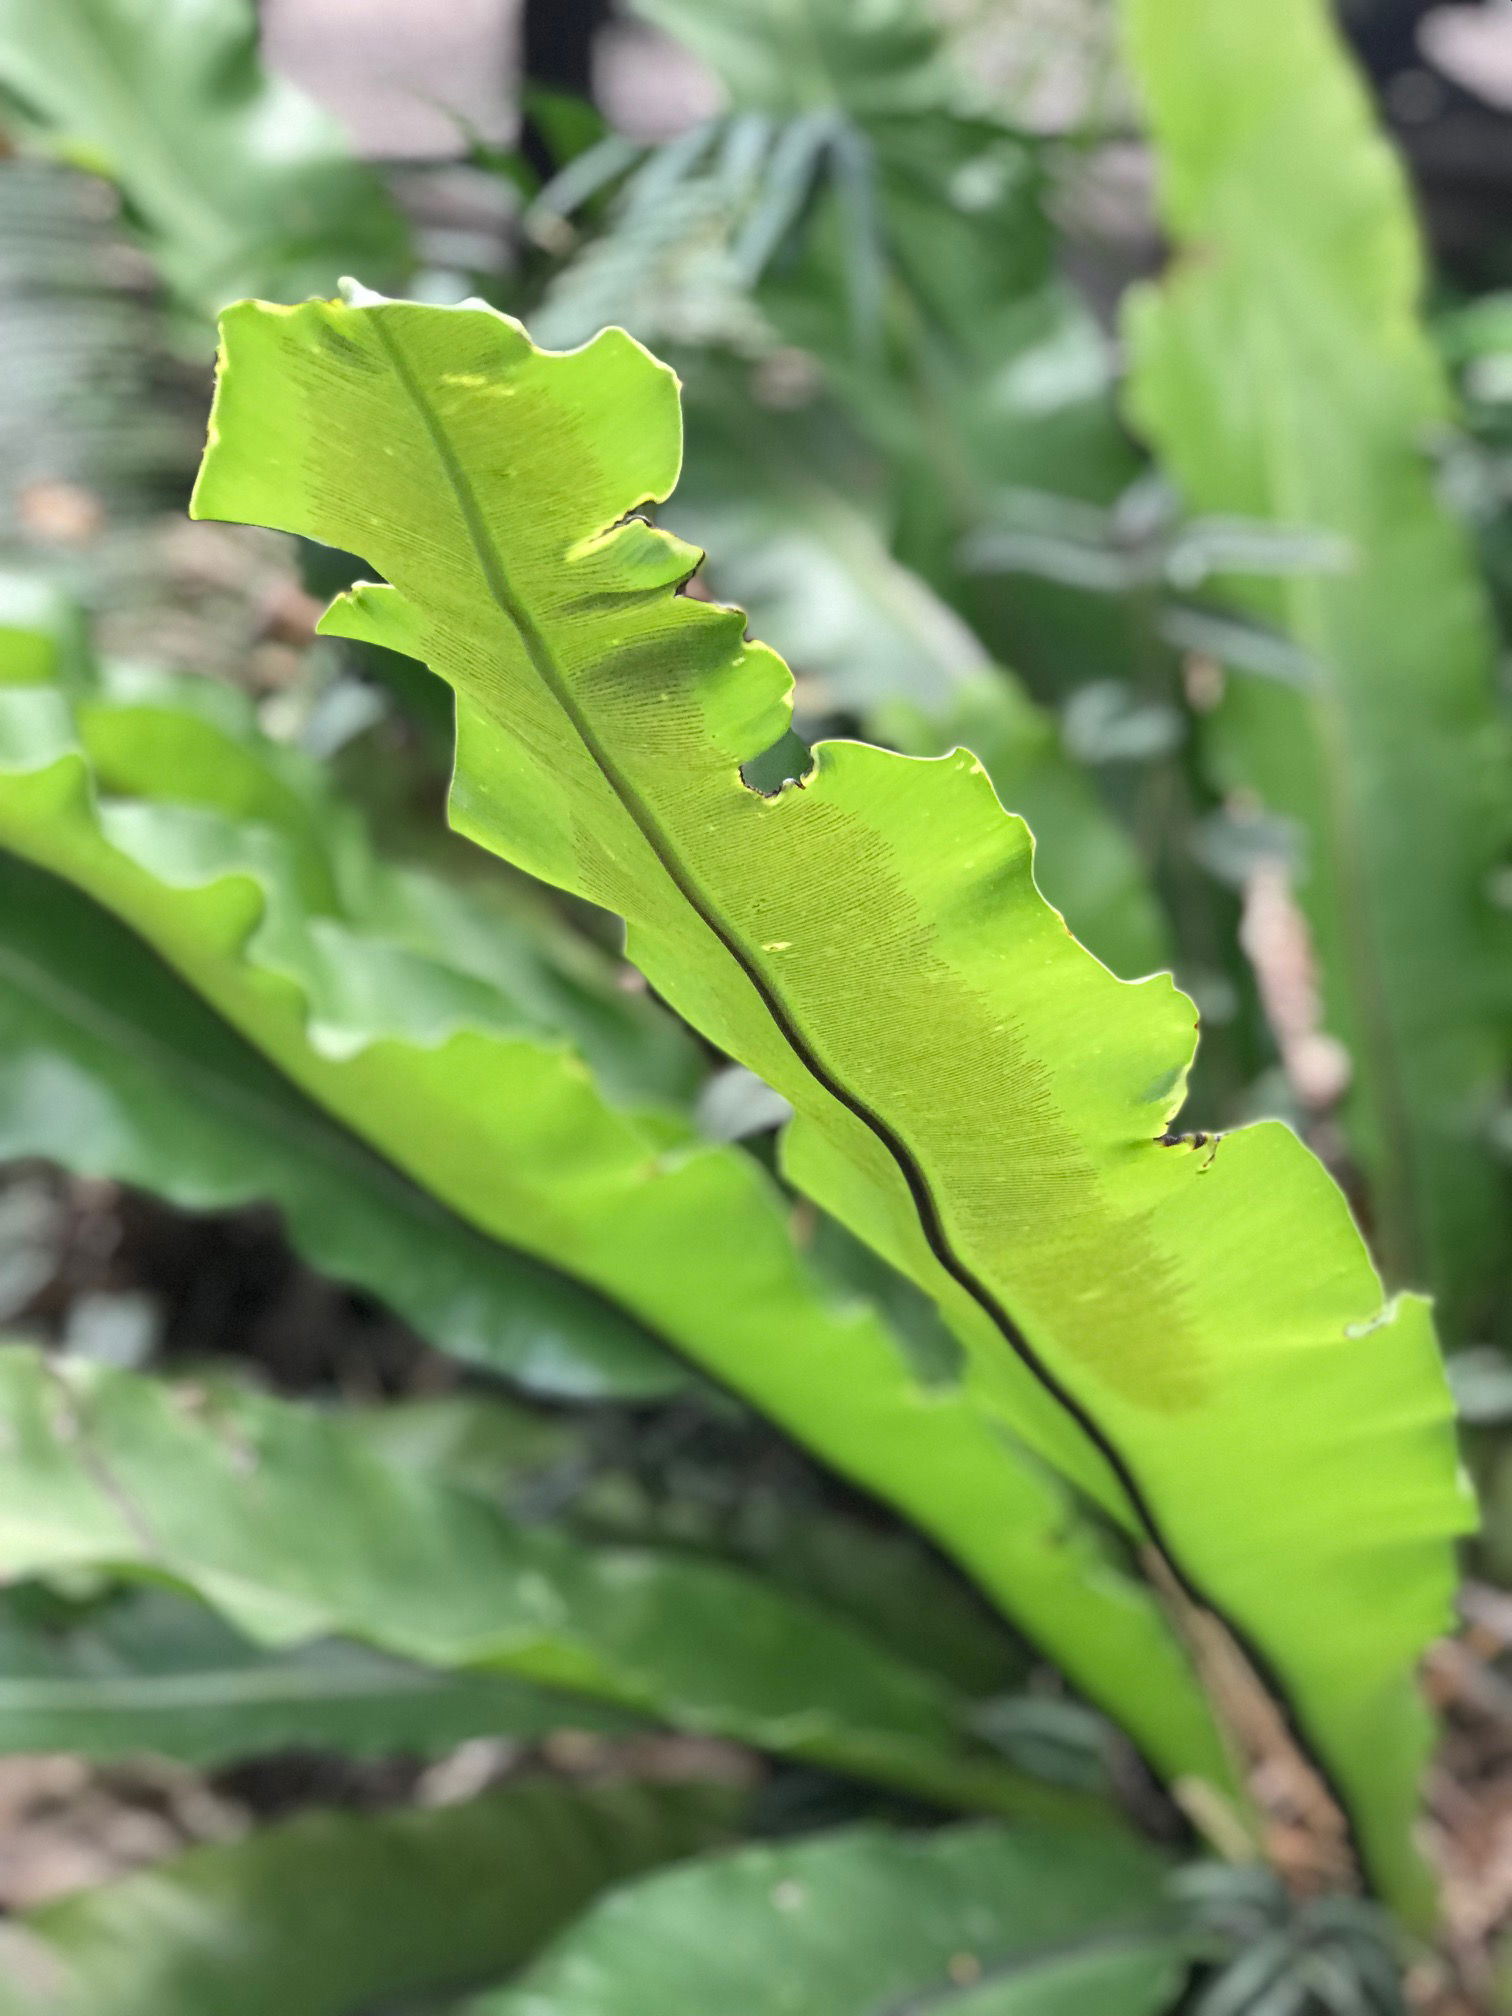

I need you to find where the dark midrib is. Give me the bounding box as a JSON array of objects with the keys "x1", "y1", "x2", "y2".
[{"x1": 372, "y1": 315, "x2": 1363, "y2": 1865}]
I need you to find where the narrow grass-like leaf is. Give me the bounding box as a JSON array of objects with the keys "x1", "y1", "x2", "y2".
[
  {"x1": 0, "y1": 1779, "x2": 731, "y2": 2016},
  {"x1": 192, "y1": 293, "x2": 1466, "y2": 1913},
  {"x1": 471, "y1": 1820, "x2": 1183, "y2": 2016},
  {"x1": 1121, "y1": 0, "x2": 1512, "y2": 1330}
]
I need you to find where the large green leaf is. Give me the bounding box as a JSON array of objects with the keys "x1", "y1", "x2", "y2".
[
  {"x1": 191, "y1": 293, "x2": 1467, "y2": 1915},
  {"x1": 0, "y1": 0, "x2": 409, "y2": 318},
  {"x1": 0, "y1": 849, "x2": 683, "y2": 1399},
  {"x1": 1120, "y1": 0, "x2": 1512, "y2": 1332},
  {"x1": 0, "y1": 1778, "x2": 731, "y2": 2016},
  {"x1": 0, "y1": 1344, "x2": 1107, "y2": 1826},
  {"x1": 306, "y1": 1386, "x2": 1032, "y2": 1703},
  {"x1": 0, "y1": 1586, "x2": 637, "y2": 1766},
  {"x1": 0, "y1": 615, "x2": 1229, "y2": 1805},
  {"x1": 472, "y1": 1819, "x2": 1183, "y2": 2016}
]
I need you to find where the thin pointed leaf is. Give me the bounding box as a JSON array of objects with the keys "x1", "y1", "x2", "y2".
[
  {"x1": 827, "y1": 122, "x2": 887, "y2": 352},
  {"x1": 528, "y1": 134, "x2": 647, "y2": 230},
  {"x1": 731, "y1": 113, "x2": 834, "y2": 283}
]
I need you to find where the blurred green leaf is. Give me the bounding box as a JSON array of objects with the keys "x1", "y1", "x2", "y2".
[
  {"x1": 1122, "y1": 0, "x2": 1512, "y2": 1334},
  {"x1": 0, "y1": 162, "x2": 192, "y2": 537},
  {"x1": 0, "y1": 0, "x2": 410, "y2": 318},
  {"x1": 631, "y1": 0, "x2": 952, "y2": 119},
  {"x1": 333, "y1": 1389, "x2": 1034, "y2": 1702},
  {"x1": 0, "y1": 1778, "x2": 733, "y2": 2016},
  {"x1": 193, "y1": 291, "x2": 1469, "y2": 1917},
  {"x1": 0, "y1": 849, "x2": 685, "y2": 1399},
  {"x1": 0, "y1": 1586, "x2": 637, "y2": 1766},
  {"x1": 472, "y1": 1819, "x2": 1182, "y2": 2016},
  {"x1": 340, "y1": 1392, "x2": 577, "y2": 1503}
]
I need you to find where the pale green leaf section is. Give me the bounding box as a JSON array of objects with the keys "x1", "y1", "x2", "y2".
[
  {"x1": 1121, "y1": 0, "x2": 1512, "y2": 1331},
  {"x1": 0, "y1": 1778, "x2": 731, "y2": 2016},
  {"x1": 0, "y1": 1343, "x2": 1110, "y2": 1826},
  {"x1": 191, "y1": 293, "x2": 1466, "y2": 1912},
  {"x1": 0, "y1": 0, "x2": 409, "y2": 317},
  {"x1": 0, "y1": 623, "x2": 1227, "y2": 1805},
  {"x1": 473, "y1": 1820, "x2": 1182, "y2": 2016},
  {"x1": 0, "y1": 1587, "x2": 636, "y2": 1766}
]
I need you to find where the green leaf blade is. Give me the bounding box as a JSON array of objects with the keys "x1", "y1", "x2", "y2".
[
  {"x1": 191, "y1": 292, "x2": 1467, "y2": 1915},
  {"x1": 0, "y1": 849, "x2": 684, "y2": 1401},
  {"x1": 1120, "y1": 0, "x2": 1512, "y2": 1332},
  {"x1": 669, "y1": 403, "x2": 1172, "y2": 980},
  {"x1": 471, "y1": 1820, "x2": 1182, "y2": 2016},
  {"x1": 0, "y1": 1588, "x2": 637, "y2": 1767}
]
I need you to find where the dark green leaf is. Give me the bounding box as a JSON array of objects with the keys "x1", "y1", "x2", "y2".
[
  {"x1": 0, "y1": 1346, "x2": 1101, "y2": 1826},
  {"x1": 471, "y1": 1820, "x2": 1183, "y2": 2016},
  {"x1": 0, "y1": 1587, "x2": 637, "y2": 1766},
  {"x1": 0, "y1": 1778, "x2": 732, "y2": 2016}
]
